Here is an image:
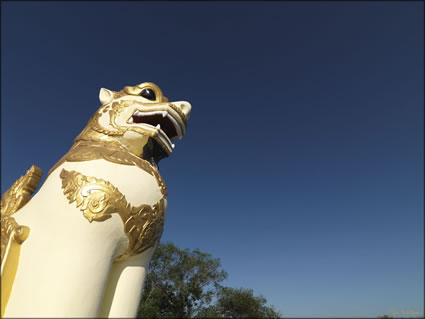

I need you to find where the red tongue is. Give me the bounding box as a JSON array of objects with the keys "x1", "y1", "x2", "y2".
[{"x1": 131, "y1": 114, "x2": 178, "y2": 139}]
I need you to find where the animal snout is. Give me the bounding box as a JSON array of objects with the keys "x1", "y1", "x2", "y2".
[{"x1": 175, "y1": 101, "x2": 192, "y2": 120}]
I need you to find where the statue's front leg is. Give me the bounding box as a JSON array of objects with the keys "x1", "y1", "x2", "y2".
[
  {"x1": 99, "y1": 245, "x2": 157, "y2": 318},
  {"x1": 4, "y1": 213, "x2": 124, "y2": 318}
]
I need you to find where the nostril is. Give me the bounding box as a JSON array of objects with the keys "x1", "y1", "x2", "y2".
[{"x1": 178, "y1": 102, "x2": 192, "y2": 119}]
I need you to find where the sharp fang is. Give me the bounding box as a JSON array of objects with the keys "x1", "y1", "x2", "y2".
[
  {"x1": 162, "y1": 112, "x2": 167, "y2": 118},
  {"x1": 129, "y1": 117, "x2": 134, "y2": 123},
  {"x1": 172, "y1": 144, "x2": 175, "y2": 149},
  {"x1": 156, "y1": 124, "x2": 161, "y2": 129}
]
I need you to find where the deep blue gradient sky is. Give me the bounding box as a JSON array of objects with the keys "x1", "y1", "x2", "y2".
[{"x1": 1, "y1": 2, "x2": 423, "y2": 317}]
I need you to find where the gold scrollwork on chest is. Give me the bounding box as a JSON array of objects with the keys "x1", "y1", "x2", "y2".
[{"x1": 59, "y1": 169, "x2": 165, "y2": 262}]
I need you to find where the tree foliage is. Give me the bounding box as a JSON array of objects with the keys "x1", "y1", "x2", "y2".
[
  {"x1": 198, "y1": 287, "x2": 282, "y2": 318},
  {"x1": 138, "y1": 242, "x2": 228, "y2": 318},
  {"x1": 138, "y1": 242, "x2": 282, "y2": 318}
]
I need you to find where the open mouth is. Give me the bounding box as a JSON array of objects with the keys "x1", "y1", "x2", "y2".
[{"x1": 129, "y1": 110, "x2": 182, "y2": 141}]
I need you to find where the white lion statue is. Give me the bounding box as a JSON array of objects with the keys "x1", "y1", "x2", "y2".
[{"x1": 1, "y1": 82, "x2": 191, "y2": 318}]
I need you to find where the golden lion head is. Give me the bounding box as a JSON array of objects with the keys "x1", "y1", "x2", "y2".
[{"x1": 75, "y1": 82, "x2": 191, "y2": 163}]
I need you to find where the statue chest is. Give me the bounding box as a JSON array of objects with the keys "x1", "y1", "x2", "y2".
[{"x1": 14, "y1": 159, "x2": 167, "y2": 262}]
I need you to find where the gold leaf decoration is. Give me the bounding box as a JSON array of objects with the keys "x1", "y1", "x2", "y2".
[
  {"x1": 59, "y1": 169, "x2": 165, "y2": 262},
  {"x1": 1, "y1": 165, "x2": 41, "y2": 263},
  {"x1": 49, "y1": 141, "x2": 167, "y2": 197},
  {"x1": 1, "y1": 165, "x2": 42, "y2": 217}
]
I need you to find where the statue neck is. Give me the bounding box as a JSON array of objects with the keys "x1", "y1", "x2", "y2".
[{"x1": 74, "y1": 127, "x2": 167, "y2": 168}]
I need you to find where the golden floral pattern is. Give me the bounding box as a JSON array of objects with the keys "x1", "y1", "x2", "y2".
[
  {"x1": 60, "y1": 169, "x2": 165, "y2": 262},
  {"x1": 1, "y1": 165, "x2": 41, "y2": 263}
]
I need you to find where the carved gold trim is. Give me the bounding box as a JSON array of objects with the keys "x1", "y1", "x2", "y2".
[
  {"x1": 1, "y1": 165, "x2": 41, "y2": 261},
  {"x1": 48, "y1": 141, "x2": 167, "y2": 197},
  {"x1": 123, "y1": 82, "x2": 168, "y2": 103},
  {"x1": 74, "y1": 97, "x2": 186, "y2": 157},
  {"x1": 1, "y1": 165, "x2": 41, "y2": 317},
  {"x1": 1, "y1": 165, "x2": 42, "y2": 217},
  {"x1": 1, "y1": 218, "x2": 30, "y2": 262},
  {"x1": 60, "y1": 169, "x2": 165, "y2": 262}
]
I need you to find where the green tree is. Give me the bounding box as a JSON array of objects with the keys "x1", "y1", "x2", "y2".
[
  {"x1": 138, "y1": 242, "x2": 228, "y2": 318},
  {"x1": 198, "y1": 287, "x2": 282, "y2": 318},
  {"x1": 138, "y1": 242, "x2": 283, "y2": 318}
]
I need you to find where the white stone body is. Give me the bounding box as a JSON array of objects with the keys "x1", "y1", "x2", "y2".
[
  {"x1": 2, "y1": 82, "x2": 191, "y2": 318},
  {"x1": 4, "y1": 158, "x2": 166, "y2": 318}
]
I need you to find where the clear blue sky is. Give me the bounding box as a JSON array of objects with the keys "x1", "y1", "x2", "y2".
[{"x1": 1, "y1": 2, "x2": 423, "y2": 317}]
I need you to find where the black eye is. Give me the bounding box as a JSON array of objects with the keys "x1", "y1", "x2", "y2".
[{"x1": 140, "y1": 88, "x2": 156, "y2": 101}]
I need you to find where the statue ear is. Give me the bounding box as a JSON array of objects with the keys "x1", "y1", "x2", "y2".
[{"x1": 99, "y1": 88, "x2": 114, "y2": 105}]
